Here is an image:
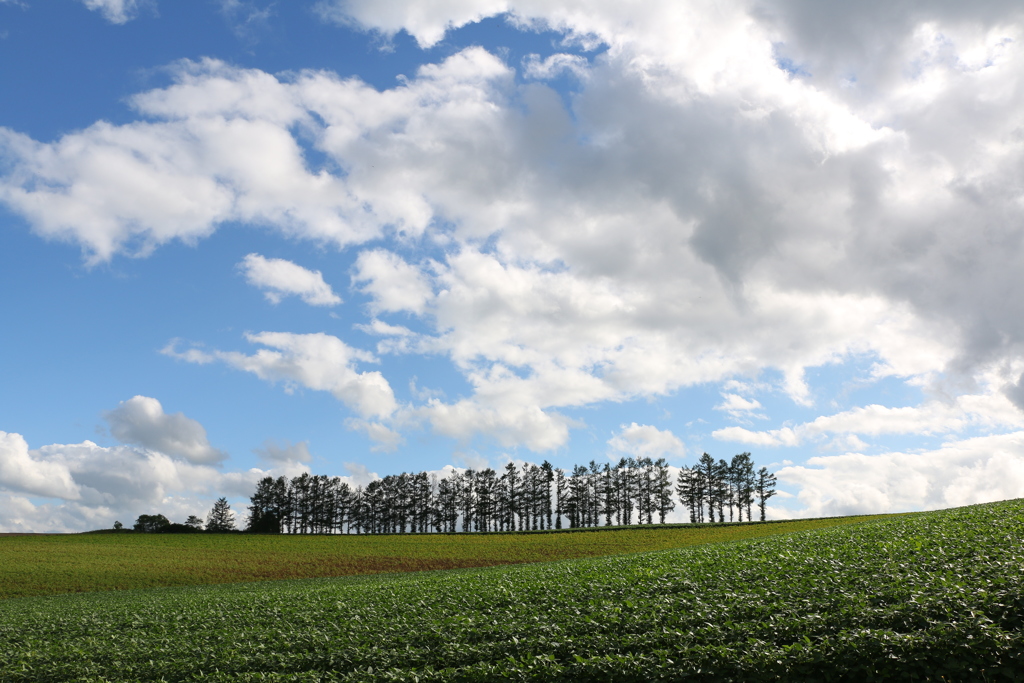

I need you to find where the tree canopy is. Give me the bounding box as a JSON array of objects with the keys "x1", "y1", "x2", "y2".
[{"x1": 133, "y1": 514, "x2": 170, "y2": 533}]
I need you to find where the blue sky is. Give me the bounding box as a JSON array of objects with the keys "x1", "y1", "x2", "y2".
[{"x1": 2, "y1": 0, "x2": 1024, "y2": 531}]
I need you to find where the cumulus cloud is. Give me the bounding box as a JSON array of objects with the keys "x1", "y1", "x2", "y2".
[
  {"x1": 778, "y1": 432, "x2": 1024, "y2": 517},
  {"x1": 6, "y1": 1, "x2": 1024, "y2": 463},
  {"x1": 0, "y1": 399, "x2": 300, "y2": 530},
  {"x1": 0, "y1": 432, "x2": 259, "y2": 532},
  {"x1": 0, "y1": 429, "x2": 361, "y2": 532},
  {"x1": 308, "y1": 0, "x2": 1024, "y2": 381},
  {"x1": 0, "y1": 402, "x2": 345, "y2": 532},
  {"x1": 0, "y1": 431, "x2": 81, "y2": 499},
  {"x1": 239, "y1": 253, "x2": 342, "y2": 306},
  {"x1": 608, "y1": 423, "x2": 685, "y2": 460},
  {"x1": 164, "y1": 332, "x2": 398, "y2": 419},
  {"x1": 352, "y1": 249, "x2": 433, "y2": 315},
  {"x1": 0, "y1": 59, "x2": 381, "y2": 264},
  {"x1": 104, "y1": 395, "x2": 227, "y2": 464}
]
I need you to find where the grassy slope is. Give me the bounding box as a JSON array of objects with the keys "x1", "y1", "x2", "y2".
[
  {"x1": 0, "y1": 515, "x2": 893, "y2": 599},
  {"x1": 1, "y1": 500, "x2": 1021, "y2": 682}
]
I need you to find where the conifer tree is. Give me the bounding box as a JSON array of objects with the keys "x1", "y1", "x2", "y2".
[
  {"x1": 654, "y1": 458, "x2": 675, "y2": 523},
  {"x1": 554, "y1": 467, "x2": 566, "y2": 529},
  {"x1": 755, "y1": 466, "x2": 778, "y2": 521},
  {"x1": 504, "y1": 462, "x2": 520, "y2": 531},
  {"x1": 696, "y1": 453, "x2": 717, "y2": 522},
  {"x1": 206, "y1": 497, "x2": 235, "y2": 532},
  {"x1": 541, "y1": 460, "x2": 554, "y2": 530},
  {"x1": 675, "y1": 465, "x2": 695, "y2": 523}
]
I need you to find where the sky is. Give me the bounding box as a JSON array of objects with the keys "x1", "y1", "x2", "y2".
[{"x1": 2, "y1": 0, "x2": 1024, "y2": 532}]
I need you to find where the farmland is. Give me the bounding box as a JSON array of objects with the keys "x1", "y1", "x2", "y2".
[
  {"x1": 1, "y1": 500, "x2": 1022, "y2": 681},
  {"x1": 0, "y1": 514, "x2": 888, "y2": 600}
]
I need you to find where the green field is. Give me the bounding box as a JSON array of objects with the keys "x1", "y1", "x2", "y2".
[
  {"x1": 0, "y1": 515, "x2": 892, "y2": 600},
  {"x1": 1, "y1": 502, "x2": 1021, "y2": 681}
]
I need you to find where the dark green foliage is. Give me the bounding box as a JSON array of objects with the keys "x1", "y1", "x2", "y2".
[
  {"x1": 156, "y1": 523, "x2": 203, "y2": 534},
  {"x1": 2, "y1": 499, "x2": 1021, "y2": 682},
  {"x1": 247, "y1": 476, "x2": 288, "y2": 533},
  {"x1": 755, "y1": 466, "x2": 777, "y2": 522},
  {"x1": 132, "y1": 513, "x2": 169, "y2": 532},
  {"x1": 206, "y1": 497, "x2": 236, "y2": 532}
]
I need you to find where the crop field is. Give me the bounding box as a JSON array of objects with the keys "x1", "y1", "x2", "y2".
[
  {"x1": 1, "y1": 500, "x2": 1022, "y2": 682},
  {"x1": 0, "y1": 514, "x2": 891, "y2": 600}
]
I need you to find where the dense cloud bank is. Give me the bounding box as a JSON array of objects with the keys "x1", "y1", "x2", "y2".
[
  {"x1": 0, "y1": 398, "x2": 311, "y2": 533},
  {"x1": 5, "y1": 1, "x2": 1024, "y2": 526}
]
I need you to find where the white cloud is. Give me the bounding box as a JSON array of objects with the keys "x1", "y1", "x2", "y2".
[
  {"x1": 0, "y1": 431, "x2": 81, "y2": 499},
  {"x1": 306, "y1": 0, "x2": 1024, "y2": 379},
  {"x1": 164, "y1": 332, "x2": 398, "y2": 419},
  {"x1": 358, "y1": 319, "x2": 416, "y2": 337},
  {"x1": 608, "y1": 422, "x2": 685, "y2": 460},
  {"x1": 714, "y1": 393, "x2": 766, "y2": 420},
  {"x1": 778, "y1": 431, "x2": 1024, "y2": 517},
  {"x1": 352, "y1": 249, "x2": 433, "y2": 315},
  {"x1": 342, "y1": 461, "x2": 380, "y2": 487},
  {"x1": 81, "y1": 0, "x2": 147, "y2": 24},
  {"x1": 104, "y1": 395, "x2": 227, "y2": 464},
  {"x1": 713, "y1": 384, "x2": 1024, "y2": 447},
  {"x1": 0, "y1": 439, "x2": 325, "y2": 533},
  {"x1": 713, "y1": 425, "x2": 801, "y2": 448},
  {"x1": 344, "y1": 418, "x2": 405, "y2": 452},
  {"x1": 357, "y1": 319, "x2": 424, "y2": 355},
  {"x1": 1, "y1": 390, "x2": 384, "y2": 531},
  {"x1": 6, "y1": 1, "x2": 1024, "y2": 457},
  {"x1": 239, "y1": 253, "x2": 342, "y2": 306},
  {"x1": 0, "y1": 398, "x2": 346, "y2": 531},
  {"x1": 410, "y1": 398, "x2": 574, "y2": 452},
  {"x1": 0, "y1": 59, "x2": 380, "y2": 264}
]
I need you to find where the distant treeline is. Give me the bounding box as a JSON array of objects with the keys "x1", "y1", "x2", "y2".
[
  {"x1": 121, "y1": 498, "x2": 238, "y2": 534},
  {"x1": 245, "y1": 453, "x2": 778, "y2": 534}
]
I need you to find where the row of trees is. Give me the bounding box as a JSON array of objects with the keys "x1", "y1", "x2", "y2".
[{"x1": 245, "y1": 454, "x2": 777, "y2": 534}]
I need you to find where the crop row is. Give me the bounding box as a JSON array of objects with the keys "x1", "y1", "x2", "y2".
[{"x1": 0, "y1": 500, "x2": 1021, "y2": 681}]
